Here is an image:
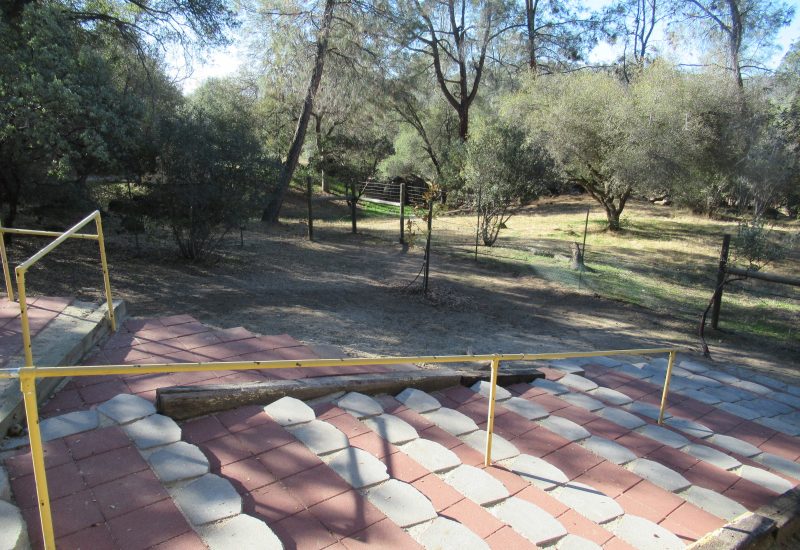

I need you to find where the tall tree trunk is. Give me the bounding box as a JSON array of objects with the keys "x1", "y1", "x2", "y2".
[
  {"x1": 261, "y1": 0, "x2": 335, "y2": 222},
  {"x1": 525, "y1": 0, "x2": 538, "y2": 71},
  {"x1": 312, "y1": 113, "x2": 329, "y2": 193},
  {"x1": 726, "y1": 0, "x2": 744, "y2": 89}
]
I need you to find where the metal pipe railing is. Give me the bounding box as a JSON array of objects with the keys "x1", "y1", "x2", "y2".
[
  {"x1": 0, "y1": 211, "x2": 116, "y2": 366},
  {"x1": 0, "y1": 346, "x2": 682, "y2": 549}
]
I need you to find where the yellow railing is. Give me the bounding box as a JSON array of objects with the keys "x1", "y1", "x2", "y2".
[
  {"x1": 0, "y1": 347, "x2": 679, "y2": 549},
  {"x1": 0, "y1": 211, "x2": 116, "y2": 366}
]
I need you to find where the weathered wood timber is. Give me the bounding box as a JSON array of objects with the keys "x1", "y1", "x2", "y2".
[{"x1": 156, "y1": 366, "x2": 543, "y2": 420}]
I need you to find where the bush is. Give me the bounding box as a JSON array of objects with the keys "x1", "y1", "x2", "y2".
[{"x1": 146, "y1": 99, "x2": 278, "y2": 260}]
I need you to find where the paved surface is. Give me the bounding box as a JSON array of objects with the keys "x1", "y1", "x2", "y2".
[
  {"x1": 0, "y1": 298, "x2": 73, "y2": 368},
  {"x1": 1, "y1": 314, "x2": 800, "y2": 548}
]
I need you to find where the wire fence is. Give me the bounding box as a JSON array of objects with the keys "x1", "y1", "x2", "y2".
[{"x1": 315, "y1": 181, "x2": 798, "y2": 343}]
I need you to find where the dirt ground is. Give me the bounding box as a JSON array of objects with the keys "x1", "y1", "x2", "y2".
[{"x1": 7, "y1": 194, "x2": 799, "y2": 383}]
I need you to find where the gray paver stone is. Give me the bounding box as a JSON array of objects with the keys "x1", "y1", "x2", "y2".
[
  {"x1": 532, "y1": 379, "x2": 570, "y2": 395},
  {"x1": 123, "y1": 414, "x2": 181, "y2": 450},
  {"x1": 489, "y1": 497, "x2": 567, "y2": 546},
  {"x1": 613, "y1": 514, "x2": 685, "y2": 550},
  {"x1": 0, "y1": 500, "x2": 28, "y2": 550},
  {"x1": 290, "y1": 419, "x2": 349, "y2": 455},
  {"x1": 396, "y1": 388, "x2": 441, "y2": 413},
  {"x1": 417, "y1": 517, "x2": 490, "y2": 550},
  {"x1": 731, "y1": 380, "x2": 771, "y2": 395},
  {"x1": 148, "y1": 441, "x2": 210, "y2": 484},
  {"x1": 679, "y1": 359, "x2": 709, "y2": 374},
  {"x1": 423, "y1": 408, "x2": 479, "y2": 436},
  {"x1": 538, "y1": 416, "x2": 590, "y2": 442},
  {"x1": 664, "y1": 417, "x2": 714, "y2": 439},
  {"x1": 688, "y1": 375, "x2": 723, "y2": 388},
  {"x1": 749, "y1": 374, "x2": 786, "y2": 391},
  {"x1": 704, "y1": 370, "x2": 740, "y2": 384},
  {"x1": 198, "y1": 514, "x2": 283, "y2": 550},
  {"x1": 471, "y1": 381, "x2": 512, "y2": 402},
  {"x1": 173, "y1": 474, "x2": 242, "y2": 525},
  {"x1": 771, "y1": 392, "x2": 800, "y2": 409},
  {"x1": 97, "y1": 394, "x2": 156, "y2": 425},
  {"x1": 756, "y1": 453, "x2": 800, "y2": 480},
  {"x1": 400, "y1": 438, "x2": 461, "y2": 473},
  {"x1": 680, "y1": 485, "x2": 747, "y2": 521},
  {"x1": 588, "y1": 387, "x2": 632, "y2": 406},
  {"x1": 461, "y1": 431, "x2": 519, "y2": 461},
  {"x1": 327, "y1": 447, "x2": 389, "y2": 489},
  {"x1": 510, "y1": 454, "x2": 568, "y2": 490},
  {"x1": 709, "y1": 435, "x2": 762, "y2": 458},
  {"x1": 784, "y1": 385, "x2": 800, "y2": 397},
  {"x1": 558, "y1": 374, "x2": 598, "y2": 392},
  {"x1": 365, "y1": 479, "x2": 437, "y2": 527},
  {"x1": 706, "y1": 387, "x2": 752, "y2": 404},
  {"x1": 754, "y1": 416, "x2": 800, "y2": 437},
  {"x1": 338, "y1": 392, "x2": 383, "y2": 419},
  {"x1": 627, "y1": 459, "x2": 691, "y2": 492},
  {"x1": 636, "y1": 425, "x2": 688, "y2": 449},
  {"x1": 581, "y1": 436, "x2": 636, "y2": 465},
  {"x1": 681, "y1": 390, "x2": 722, "y2": 405},
  {"x1": 546, "y1": 359, "x2": 585, "y2": 375},
  {"x1": 557, "y1": 534, "x2": 602, "y2": 550},
  {"x1": 502, "y1": 397, "x2": 549, "y2": 420},
  {"x1": 746, "y1": 398, "x2": 793, "y2": 418},
  {"x1": 554, "y1": 482, "x2": 623, "y2": 524},
  {"x1": 40, "y1": 410, "x2": 98, "y2": 442},
  {"x1": 363, "y1": 414, "x2": 418, "y2": 444},
  {"x1": 737, "y1": 465, "x2": 794, "y2": 494},
  {"x1": 0, "y1": 467, "x2": 9, "y2": 501},
  {"x1": 617, "y1": 364, "x2": 651, "y2": 380},
  {"x1": 718, "y1": 402, "x2": 762, "y2": 421},
  {"x1": 586, "y1": 356, "x2": 625, "y2": 368},
  {"x1": 559, "y1": 393, "x2": 605, "y2": 412},
  {"x1": 443, "y1": 464, "x2": 509, "y2": 505},
  {"x1": 627, "y1": 402, "x2": 671, "y2": 421},
  {"x1": 264, "y1": 396, "x2": 315, "y2": 426},
  {"x1": 597, "y1": 407, "x2": 646, "y2": 429}
]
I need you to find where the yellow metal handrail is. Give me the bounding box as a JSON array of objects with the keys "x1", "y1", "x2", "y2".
[
  {"x1": 0, "y1": 211, "x2": 116, "y2": 366},
  {"x1": 0, "y1": 346, "x2": 680, "y2": 549}
]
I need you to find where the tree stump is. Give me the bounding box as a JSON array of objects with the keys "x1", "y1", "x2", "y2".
[{"x1": 570, "y1": 242, "x2": 584, "y2": 270}]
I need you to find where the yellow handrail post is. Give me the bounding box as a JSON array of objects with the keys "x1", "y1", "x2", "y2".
[
  {"x1": 20, "y1": 371, "x2": 56, "y2": 549},
  {"x1": 484, "y1": 356, "x2": 500, "y2": 467},
  {"x1": 94, "y1": 214, "x2": 116, "y2": 332},
  {"x1": 0, "y1": 222, "x2": 14, "y2": 301},
  {"x1": 658, "y1": 350, "x2": 677, "y2": 425},
  {"x1": 16, "y1": 267, "x2": 33, "y2": 367}
]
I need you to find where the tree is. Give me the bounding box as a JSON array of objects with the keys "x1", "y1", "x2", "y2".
[
  {"x1": 517, "y1": 62, "x2": 736, "y2": 230},
  {"x1": 388, "y1": 0, "x2": 517, "y2": 141},
  {"x1": 676, "y1": 0, "x2": 794, "y2": 88},
  {"x1": 257, "y1": 0, "x2": 337, "y2": 222},
  {"x1": 462, "y1": 118, "x2": 556, "y2": 245},
  {"x1": 146, "y1": 79, "x2": 278, "y2": 259}
]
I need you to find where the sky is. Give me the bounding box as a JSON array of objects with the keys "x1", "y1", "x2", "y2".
[{"x1": 170, "y1": 0, "x2": 800, "y2": 94}]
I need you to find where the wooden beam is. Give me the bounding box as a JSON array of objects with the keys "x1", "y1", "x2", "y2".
[
  {"x1": 156, "y1": 366, "x2": 544, "y2": 420},
  {"x1": 726, "y1": 267, "x2": 800, "y2": 287}
]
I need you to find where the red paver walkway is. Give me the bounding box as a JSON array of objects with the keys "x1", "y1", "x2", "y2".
[{"x1": 41, "y1": 315, "x2": 420, "y2": 418}]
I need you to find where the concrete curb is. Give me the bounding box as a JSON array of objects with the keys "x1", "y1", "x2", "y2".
[{"x1": 0, "y1": 299, "x2": 127, "y2": 437}]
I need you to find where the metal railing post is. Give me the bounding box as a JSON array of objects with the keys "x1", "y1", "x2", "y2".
[
  {"x1": 658, "y1": 350, "x2": 677, "y2": 425},
  {"x1": 20, "y1": 371, "x2": 56, "y2": 549},
  {"x1": 484, "y1": 356, "x2": 500, "y2": 466},
  {"x1": 0, "y1": 223, "x2": 14, "y2": 301},
  {"x1": 16, "y1": 267, "x2": 33, "y2": 367},
  {"x1": 94, "y1": 214, "x2": 116, "y2": 331}
]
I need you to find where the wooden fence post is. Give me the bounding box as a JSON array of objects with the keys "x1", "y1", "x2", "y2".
[
  {"x1": 399, "y1": 182, "x2": 406, "y2": 244},
  {"x1": 711, "y1": 234, "x2": 731, "y2": 329},
  {"x1": 306, "y1": 176, "x2": 314, "y2": 241},
  {"x1": 350, "y1": 182, "x2": 357, "y2": 234},
  {"x1": 423, "y1": 198, "x2": 433, "y2": 295}
]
